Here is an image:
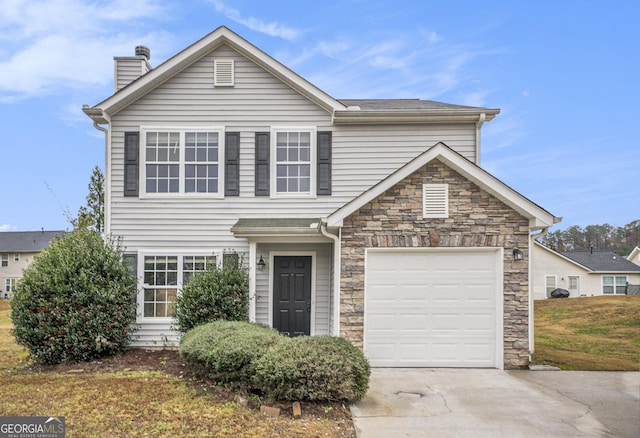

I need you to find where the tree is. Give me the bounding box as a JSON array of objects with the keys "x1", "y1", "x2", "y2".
[
  {"x1": 537, "y1": 220, "x2": 640, "y2": 255},
  {"x1": 75, "y1": 166, "x2": 104, "y2": 233},
  {"x1": 11, "y1": 228, "x2": 137, "y2": 364}
]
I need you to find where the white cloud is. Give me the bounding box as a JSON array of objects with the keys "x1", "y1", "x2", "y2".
[
  {"x1": 210, "y1": 0, "x2": 301, "y2": 40},
  {"x1": 0, "y1": 0, "x2": 171, "y2": 102},
  {"x1": 0, "y1": 224, "x2": 18, "y2": 231}
]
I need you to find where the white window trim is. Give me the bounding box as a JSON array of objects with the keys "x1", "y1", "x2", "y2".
[
  {"x1": 601, "y1": 275, "x2": 627, "y2": 295},
  {"x1": 139, "y1": 127, "x2": 225, "y2": 199},
  {"x1": 136, "y1": 250, "x2": 223, "y2": 322},
  {"x1": 545, "y1": 275, "x2": 557, "y2": 298},
  {"x1": 270, "y1": 127, "x2": 317, "y2": 199}
]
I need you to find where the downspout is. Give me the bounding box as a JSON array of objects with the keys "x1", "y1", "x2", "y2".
[
  {"x1": 320, "y1": 221, "x2": 341, "y2": 337},
  {"x1": 91, "y1": 117, "x2": 110, "y2": 236},
  {"x1": 475, "y1": 112, "x2": 486, "y2": 165},
  {"x1": 528, "y1": 227, "x2": 549, "y2": 361}
]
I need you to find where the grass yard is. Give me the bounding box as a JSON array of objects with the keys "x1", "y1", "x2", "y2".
[
  {"x1": 532, "y1": 295, "x2": 640, "y2": 370},
  {"x1": 0, "y1": 300, "x2": 355, "y2": 437}
]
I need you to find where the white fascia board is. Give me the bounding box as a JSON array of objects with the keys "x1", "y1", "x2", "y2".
[
  {"x1": 87, "y1": 26, "x2": 345, "y2": 120},
  {"x1": 332, "y1": 108, "x2": 500, "y2": 125},
  {"x1": 326, "y1": 142, "x2": 558, "y2": 229}
]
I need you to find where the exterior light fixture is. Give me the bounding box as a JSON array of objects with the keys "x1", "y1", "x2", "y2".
[
  {"x1": 257, "y1": 255, "x2": 266, "y2": 271},
  {"x1": 513, "y1": 248, "x2": 523, "y2": 261}
]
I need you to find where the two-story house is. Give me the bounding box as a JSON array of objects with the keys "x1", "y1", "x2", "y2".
[
  {"x1": 83, "y1": 26, "x2": 559, "y2": 369},
  {"x1": 0, "y1": 230, "x2": 64, "y2": 299}
]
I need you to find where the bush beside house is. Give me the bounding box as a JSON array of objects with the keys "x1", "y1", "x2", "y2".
[
  {"x1": 10, "y1": 228, "x2": 137, "y2": 364},
  {"x1": 179, "y1": 322, "x2": 370, "y2": 402}
]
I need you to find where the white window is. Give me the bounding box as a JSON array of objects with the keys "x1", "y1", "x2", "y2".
[
  {"x1": 1, "y1": 254, "x2": 7, "y2": 267},
  {"x1": 602, "y1": 275, "x2": 627, "y2": 295},
  {"x1": 142, "y1": 129, "x2": 222, "y2": 196},
  {"x1": 568, "y1": 276, "x2": 579, "y2": 293},
  {"x1": 5, "y1": 278, "x2": 17, "y2": 292},
  {"x1": 13, "y1": 254, "x2": 19, "y2": 262},
  {"x1": 422, "y1": 184, "x2": 449, "y2": 218},
  {"x1": 141, "y1": 254, "x2": 219, "y2": 318},
  {"x1": 545, "y1": 275, "x2": 556, "y2": 297},
  {"x1": 273, "y1": 129, "x2": 314, "y2": 196}
]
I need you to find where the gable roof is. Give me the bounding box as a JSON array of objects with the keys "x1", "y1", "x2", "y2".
[
  {"x1": 560, "y1": 250, "x2": 640, "y2": 273},
  {"x1": 325, "y1": 142, "x2": 559, "y2": 230},
  {"x1": 627, "y1": 247, "x2": 640, "y2": 265},
  {"x1": 84, "y1": 27, "x2": 499, "y2": 126},
  {"x1": 0, "y1": 231, "x2": 64, "y2": 253}
]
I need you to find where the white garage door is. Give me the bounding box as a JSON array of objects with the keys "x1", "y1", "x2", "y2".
[{"x1": 364, "y1": 248, "x2": 502, "y2": 368}]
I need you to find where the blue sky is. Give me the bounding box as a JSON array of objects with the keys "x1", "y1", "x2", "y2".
[{"x1": 1, "y1": 0, "x2": 638, "y2": 232}]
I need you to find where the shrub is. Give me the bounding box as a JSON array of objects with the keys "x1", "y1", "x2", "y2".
[
  {"x1": 253, "y1": 336, "x2": 370, "y2": 402},
  {"x1": 179, "y1": 320, "x2": 282, "y2": 385},
  {"x1": 10, "y1": 228, "x2": 137, "y2": 364},
  {"x1": 173, "y1": 261, "x2": 249, "y2": 333}
]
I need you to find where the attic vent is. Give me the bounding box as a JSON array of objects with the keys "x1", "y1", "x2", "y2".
[
  {"x1": 422, "y1": 184, "x2": 448, "y2": 218},
  {"x1": 214, "y1": 59, "x2": 234, "y2": 86}
]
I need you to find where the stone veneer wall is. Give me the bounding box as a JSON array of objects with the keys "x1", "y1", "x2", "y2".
[{"x1": 339, "y1": 159, "x2": 531, "y2": 369}]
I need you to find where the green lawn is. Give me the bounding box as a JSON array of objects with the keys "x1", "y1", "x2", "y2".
[
  {"x1": 0, "y1": 301, "x2": 353, "y2": 437},
  {"x1": 532, "y1": 295, "x2": 640, "y2": 370}
]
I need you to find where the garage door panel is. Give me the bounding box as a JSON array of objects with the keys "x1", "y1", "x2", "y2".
[{"x1": 365, "y1": 249, "x2": 501, "y2": 368}]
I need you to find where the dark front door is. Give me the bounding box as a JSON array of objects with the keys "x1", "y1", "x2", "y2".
[{"x1": 273, "y1": 256, "x2": 312, "y2": 336}]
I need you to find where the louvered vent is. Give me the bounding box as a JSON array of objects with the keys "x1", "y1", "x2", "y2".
[
  {"x1": 214, "y1": 59, "x2": 234, "y2": 86},
  {"x1": 422, "y1": 184, "x2": 449, "y2": 218}
]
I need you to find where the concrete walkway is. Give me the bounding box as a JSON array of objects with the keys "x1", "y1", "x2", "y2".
[{"x1": 351, "y1": 369, "x2": 640, "y2": 437}]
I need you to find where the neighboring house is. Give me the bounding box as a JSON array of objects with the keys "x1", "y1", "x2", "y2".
[
  {"x1": 627, "y1": 247, "x2": 640, "y2": 267},
  {"x1": 532, "y1": 241, "x2": 640, "y2": 299},
  {"x1": 83, "y1": 26, "x2": 559, "y2": 369},
  {"x1": 0, "y1": 230, "x2": 64, "y2": 299}
]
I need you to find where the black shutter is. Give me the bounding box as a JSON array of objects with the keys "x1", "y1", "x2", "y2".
[
  {"x1": 122, "y1": 253, "x2": 138, "y2": 303},
  {"x1": 124, "y1": 132, "x2": 139, "y2": 197},
  {"x1": 225, "y1": 132, "x2": 240, "y2": 196},
  {"x1": 255, "y1": 132, "x2": 270, "y2": 196},
  {"x1": 317, "y1": 131, "x2": 332, "y2": 195}
]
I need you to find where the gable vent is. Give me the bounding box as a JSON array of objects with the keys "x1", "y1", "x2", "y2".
[
  {"x1": 214, "y1": 59, "x2": 234, "y2": 86},
  {"x1": 422, "y1": 183, "x2": 449, "y2": 218}
]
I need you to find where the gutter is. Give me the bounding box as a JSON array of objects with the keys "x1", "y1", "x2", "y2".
[
  {"x1": 320, "y1": 220, "x2": 341, "y2": 337},
  {"x1": 85, "y1": 107, "x2": 110, "y2": 235},
  {"x1": 475, "y1": 112, "x2": 486, "y2": 165}
]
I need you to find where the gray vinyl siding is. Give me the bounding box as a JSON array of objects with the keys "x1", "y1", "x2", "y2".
[
  {"x1": 107, "y1": 44, "x2": 477, "y2": 343},
  {"x1": 114, "y1": 58, "x2": 149, "y2": 91},
  {"x1": 108, "y1": 46, "x2": 477, "y2": 246}
]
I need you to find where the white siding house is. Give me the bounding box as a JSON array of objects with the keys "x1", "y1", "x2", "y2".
[
  {"x1": 84, "y1": 26, "x2": 558, "y2": 369},
  {"x1": 532, "y1": 241, "x2": 640, "y2": 299}
]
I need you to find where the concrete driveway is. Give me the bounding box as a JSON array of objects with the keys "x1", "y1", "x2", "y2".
[{"x1": 351, "y1": 369, "x2": 640, "y2": 437}]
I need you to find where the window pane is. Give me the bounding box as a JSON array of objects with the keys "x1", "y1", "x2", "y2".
[{"x1": 144, "y1": 303, "x2": 155, "y2": 317}]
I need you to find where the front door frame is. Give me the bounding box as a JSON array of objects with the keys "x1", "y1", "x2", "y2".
[{"x1": 268, "y1": 251, "x2": 316, "y2": 335}]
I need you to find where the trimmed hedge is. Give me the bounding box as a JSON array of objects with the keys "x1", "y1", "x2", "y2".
[
  {"x1": 10, "y1": 228, "x2": 137, "y2": 364},
  {"x1": 179, "y1": 320, "x2": 282, "y2": 385},
  {"x1": 173, "y1": 262, "x2": 249, "y2": 334},
  {"x1": 253, "y1": 336, "x2": 370, "y2": 402}
]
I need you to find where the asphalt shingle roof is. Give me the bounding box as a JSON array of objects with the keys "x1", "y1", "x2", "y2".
[
  {"x1": 560, "y1": 251, "x2": 640, "y2": 272},
  {"x1": 337, "y1": 99, "x2": 482, "y2": 111},
  {"x1": 0, "y1": 230, "x2": 65, "y2": 253}
]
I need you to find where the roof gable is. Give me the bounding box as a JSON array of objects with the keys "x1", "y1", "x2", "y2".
[
  {"x1": 85, "y1": 26, "x2": 346, "y2": 123},
  {"x1": 325, "y1": 142, "x2": 558, "y2": 229}
]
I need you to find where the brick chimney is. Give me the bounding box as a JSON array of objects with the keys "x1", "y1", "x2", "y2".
[{"x1": 114, "y1": 46, "x2": 152, "y2": 92}]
